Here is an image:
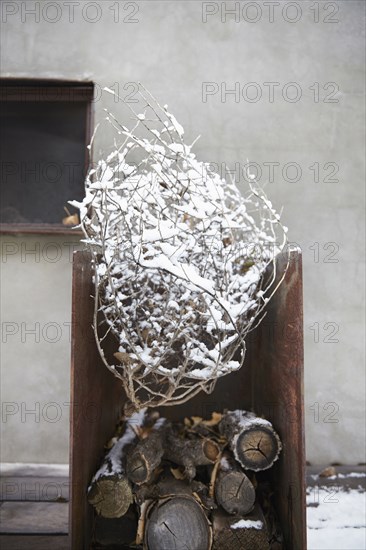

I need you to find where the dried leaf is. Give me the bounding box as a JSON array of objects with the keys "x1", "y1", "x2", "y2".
[
  {"x1": 170, "y1": 467, "x2": 185, "y2": 480},
  {"x1": 240, "y1": 260, "x2": 255, "y2": 274},
  {"x1": 192, "y1": 491, "x2": 203, "y2": 505},
  {"x1": 114, "y1": 351, "x2": 132, "y2": 365},
  {"x1": 139, "y1": 425, "x2": 156, "y2": 440},
  {"x1": 105, "y1": 436, "x2": 118, "y2": 450},
  {"x1": 190, "y1": 416, "x2": 203, "y2": 426},
  {"x1": 62, "y1": 214, "x2": 79, "y2": 226},
  {"x1": 319, "y1": 466, "x2": 337, "y2": 478},
  {"x1": 141, "y1": 327, "x2": 152, "y2": 344},
  {"x1": 202, "y1": 412, "x2": 222, "y2": 427}
]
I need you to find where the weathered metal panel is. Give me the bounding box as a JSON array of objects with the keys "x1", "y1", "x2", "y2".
[{"x1": 70, "y1": 249, "x2": 306, "y2": 549}]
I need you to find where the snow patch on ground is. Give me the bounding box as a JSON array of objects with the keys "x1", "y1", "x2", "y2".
[{"x1": 307, "y1": 486, "x2": 366, "y2": 550}]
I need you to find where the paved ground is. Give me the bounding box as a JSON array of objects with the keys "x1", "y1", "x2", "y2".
[
  {"x1": 0, "y1": 464, "x2": 365, "y2": 549},
  {"x1": 306, "y1": 466, "x2": 366, "y2": 549}
]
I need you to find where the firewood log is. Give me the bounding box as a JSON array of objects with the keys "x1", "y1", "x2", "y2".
[
  {"x1": 135, "y1": 467, "x2": 216, "y2": 508},
  {"x1": 135, "y1": 474, "x2": 191, "y2": 503},
  {"x1": 88, "y1": 409, "x2": 148, "y2": 518},
  {"x1": 212, "y1": 503, "x2": 270, "y2": 550},
  {"x1": 215, "y1": 453, "x2": 255, "y2": 515},
  {"x1": 144, "y1": 493, "x2": 213, "y2": 550},
  {"x1": 219, "y1": 410, "x2": 281, "y2": 471},
  {"x1": 164, "y1": 428, "x2": 220, "y2": 480},
  {"x1": 134, "y1": 467, "x2": 216, "y2": 522},
  {"x1": 126, "y1": 418, "x2": 167, "y2": 485}
]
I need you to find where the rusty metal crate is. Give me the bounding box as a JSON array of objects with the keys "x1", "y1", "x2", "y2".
[{"x1": 69, "y1": 249, "x2": 306, "y2": 549}]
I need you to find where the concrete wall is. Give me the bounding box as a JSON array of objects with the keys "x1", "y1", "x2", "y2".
[{"x1": 1, "y1": 0, "x2": 365, "y2": 463}]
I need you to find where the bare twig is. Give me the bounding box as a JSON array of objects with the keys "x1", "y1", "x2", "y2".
[{"x1": 71, "y1": 84, "x2": 288, "y2": 410}]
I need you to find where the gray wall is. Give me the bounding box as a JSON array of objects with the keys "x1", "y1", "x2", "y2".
[{"x1": 1, "y1": 0, "x2": 365, "y2": 464}]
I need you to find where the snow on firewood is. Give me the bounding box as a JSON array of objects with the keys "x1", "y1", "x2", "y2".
[
  {"x1": 89, "y1": 408, "x2": 147, "y2": 487},
  {"x1": 220, "y1": 410, "x2": 282, "y2": 471},
  {"x1": 87, "y1": 409, "x2": 147, "y2": 518},
  {"x1": 71, "y1": 84, "x2": 288, "y2": 410},
  {"x1": 231, "y1": 519, "x2": 263, "y2": 530}
]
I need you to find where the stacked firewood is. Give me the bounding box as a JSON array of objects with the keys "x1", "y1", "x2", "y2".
[{"x1": 88, "y1": 409, "x2": 282, "y2": 549}]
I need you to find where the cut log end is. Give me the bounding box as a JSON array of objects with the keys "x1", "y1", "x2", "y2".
[
  {"x1": 215, "y1": 470, "x2": 255, "y2": 515},
  {"x1": 126, "y1": 453, "x2": 149, "y2": 485},
  {"x1": 235, "y1": 426, "x2": 281, "y2": 471},
  {"x1": 203, "y1": 439, "x2": 220, "y2": 462},
  {"x1": 126, "y1": 423, "x2": 166, "y2": 485},
  {"x1": 88, "y1": 476, "x2": 133, "y2": 518},
  {"x1": 165, "y1": 434, "x2": 221, "y2": 480},
  {"x1": 220, "y1": 411, "x2": 282, "y2": 471},
  {"x1": 145, "y1": 495, "x2": 212, "y2": 550}
]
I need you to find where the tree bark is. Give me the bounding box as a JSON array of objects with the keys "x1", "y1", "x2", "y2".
[
  {"x1": 88, "y1": 474, "x2": 133, "y2": 519},
  {"x1": 88, "y1": 409, "x2": 147, "y2": 518},
  {"x1": 134, "y1": 468, "x2": 217, "y2": 516},
  {"x1": 212, "y1": 504, "x2": 269, "y2": 550},
  {"x1": 220, "y1": 410, "x2": 281, "y2": 471},
  {"x1": 215, "y1": 453, "x2": 255, "y2": 515},
  {"x1": 145, "y1": 494, "x2": 213, "y2": 550},
  {"x1": 126, "y1": 419, "x2": 167, "y2": 485},
  {"x1": 164, "y1": 428, "x2": 220, "y2": 480}
]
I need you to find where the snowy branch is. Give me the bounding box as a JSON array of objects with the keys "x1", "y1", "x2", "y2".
[{"x1": 71, "y1": 84, "x2": 288, "y2": 410}]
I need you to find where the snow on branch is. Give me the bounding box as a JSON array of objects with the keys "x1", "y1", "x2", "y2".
[{"x1": 71, "y1": 84, "x2": 288, "y2": 410}]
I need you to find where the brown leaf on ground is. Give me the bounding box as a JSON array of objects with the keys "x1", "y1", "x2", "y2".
[{"x1": 319, "y1": 466, "x2": 337, "y2": 477}]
